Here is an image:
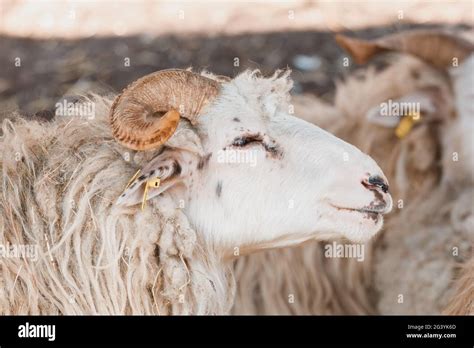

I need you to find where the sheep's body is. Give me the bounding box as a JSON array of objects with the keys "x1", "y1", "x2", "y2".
[
  {"x1": 374, "y1": 186, "x2": 472, "y2": 314},
  {"x1": 233, "y1": 55, "x2": 473, "y2": 315},
  {"x1": 0, "y1": 97, "x2": 234, "y2": 314}
]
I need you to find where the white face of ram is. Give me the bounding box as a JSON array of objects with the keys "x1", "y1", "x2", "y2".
[
  {"x1": 185, "y1": 74, "x2": 392, "y2": 252},
  {"x1": 118, "y1": 72, "x2": 392, "y2": 255}
]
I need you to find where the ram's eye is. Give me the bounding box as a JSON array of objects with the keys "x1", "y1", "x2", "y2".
[{"x1": 231, "y1": 134, "x2": 264, "y2": 147}]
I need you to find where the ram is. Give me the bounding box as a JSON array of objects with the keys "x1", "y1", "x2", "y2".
[
  {"x1": 0, "y1": 69, "x2": 392, "y2": 314},
  {"x1": 233, "y1": 29, "x2": 473, "y2": 315}
]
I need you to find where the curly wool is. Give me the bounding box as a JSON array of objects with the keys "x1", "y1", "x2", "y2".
[
  {"x1": 233, "y1": 243, "x2": 375, "y2": 315},
  {"x1": 0, "y1": 96, "x2": 234, "y2": 315},
  {"x1": 443, "y1": 255, "x2": 474, "y2": 315}
]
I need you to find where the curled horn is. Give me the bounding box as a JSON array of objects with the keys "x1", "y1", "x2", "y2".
[
  {"x1": 335, "y1": 29, "x2": 474, "y2": 68},
  {"x1": 110, "y1": 69, "x2": 221, "y2": 151}
]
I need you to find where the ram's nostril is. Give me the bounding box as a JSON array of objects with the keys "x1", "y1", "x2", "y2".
[{"x1": 367, "y1": 175, "x2": 389, "y2": 193}]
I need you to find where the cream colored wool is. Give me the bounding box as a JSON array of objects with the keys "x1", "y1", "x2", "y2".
[
  {"x1": 233, "y1": 243, "x2": 375, "y2": 314},
  {"x1": 443, "y1": 256, "x2": 474, "y2": 315},
  {"x1": 233, "y1": 55, "x2": 473, "y2": 315},
  {"x1": 0, "y1": 97, "x2": 234, "y2": 315}
]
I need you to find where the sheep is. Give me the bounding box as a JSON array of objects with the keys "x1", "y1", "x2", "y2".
[
  {"x1": 232, "y1": 29, "x2": 473, "y2": 315},
  {"x1": 0, "y1": 69, "x2": 393, "y2": 314}
]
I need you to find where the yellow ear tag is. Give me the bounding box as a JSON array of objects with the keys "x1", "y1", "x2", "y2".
[
  {"x1": 141, "y1": 177, "x2": 161, "y2": 211},
  {"x1": 125, "y1": 169, "x2": 141, "y2": 190},
  {"x1": 395, "y1": 112, "x2": 421, "y2": 139}
]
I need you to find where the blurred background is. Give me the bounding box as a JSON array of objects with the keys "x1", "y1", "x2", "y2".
[{"x1": 0, "y1": 0, "x2": 472, "y2": 121}]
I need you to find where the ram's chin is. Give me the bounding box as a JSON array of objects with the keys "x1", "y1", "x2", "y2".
[{"x1": 326, "y1": 208, "x2": 385, "y2": 243}]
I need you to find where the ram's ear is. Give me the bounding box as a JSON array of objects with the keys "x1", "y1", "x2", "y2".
[
  {"x1": 366, "y1": 89, "x2": 440, "y2": 127},
  {"x1": 116, "y1": 149, "x2": 197, "y2": 207}
]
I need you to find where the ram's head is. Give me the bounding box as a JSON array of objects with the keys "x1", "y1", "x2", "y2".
[{"x1": 111, "y1": 69, "x2": 392, "y2": 254}]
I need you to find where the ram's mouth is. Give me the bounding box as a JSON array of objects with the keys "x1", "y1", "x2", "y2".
[{"x1": 331, "y1": 205, "x2": 384, "y2": 222}]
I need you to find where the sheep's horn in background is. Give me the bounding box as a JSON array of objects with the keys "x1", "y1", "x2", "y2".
[
  {"x1": 335, "y1": 30, "x2": 474, "y2": 68},
  {"x1": 110, "y1": 69, "x2": 221, "y2": 151}
]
